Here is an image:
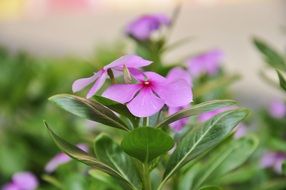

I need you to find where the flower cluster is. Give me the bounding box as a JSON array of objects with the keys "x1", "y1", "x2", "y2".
[
  {"x1": 187, "y1": 49, "x2": 224, "y2": 78},
  {"x1": 73, "y1": 55, "x2": 193, "y2": 121},
  {"x1": 126, "y1": 14, "x2": 171, "y2": 41}
]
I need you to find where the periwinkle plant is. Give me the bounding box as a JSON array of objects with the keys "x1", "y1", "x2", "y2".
[{"x1": 44, "y1": 12, "x2": 256, "y2": 190}]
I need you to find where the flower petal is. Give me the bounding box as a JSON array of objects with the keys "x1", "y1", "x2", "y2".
[
  {"x1": 103, "y1": 84, "x2": 141, "y2": 104},
  {"x1": 126, "y1": 14, "x2": 170, "y2": 40},
  {"x1": 45, "y1": 153, "x2": 71, "y2": 173},
  {"x1": 268, "y1": 100, "x2": 286, "y2": 118},
  {"x1": 168, "y1": 105, "x2": 189, "y2": 132},
  {"x1": 86, "y1": 72, "x2": 107, "y2": 98},
  {"x1": 167, "y1": 67, "x2": 192, "y2": 86},
  {"x1": 104, "y1": 55, "x2": 152, "y2": 70},
  {"x1": 157, "y1": 79, "x2": 193, "y2": 107},
  {"x1": 2, "y1": 183, "x2": 20, "y2": 190},
  {"x1": 72, "y1": 73, "x2": 99, "y2": 92},
  {"x1": 127, "y1": 88, "x2": 164, "y2": 117},
  {"x1": 12, "y1": 172, "x2": 38, "y2": 190}
]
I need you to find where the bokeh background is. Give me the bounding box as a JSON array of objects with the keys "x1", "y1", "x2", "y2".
[
  {"x1": 0, "y1": 0, "x2": 286, "y2": 189},
  {"x1": 0, "y1": 0, "x2": 285, "y2": 107}
]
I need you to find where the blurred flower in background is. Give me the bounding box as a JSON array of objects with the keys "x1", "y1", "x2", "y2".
[
  {"x1": 261, "y1": 151, "x2": 286, "y2": 174},
  {"x1": 268, "y1": 100, "x2": 286, "y2": 119},
  {"x1": 2, "y1": 171, "x2": 38, "y2": 190}
]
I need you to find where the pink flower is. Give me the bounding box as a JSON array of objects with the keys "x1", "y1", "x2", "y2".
[
  {"x1": 168, "y1": 105, "x2": 189, "y2": 131},
  {"x1": 187, "y1": 49, "x2": 224, "y2": 78},
  {"x1": 268, "y1": 100, "x2": 286, "y2": 119},
  {"x1": 261, "y1": 151, "x2": 286, "y2": 173},
  {"x1": 2, "y1": 172, "x2": 38, "y2": 190},
  {"x1": 126, "y1": 14, "x2": 171, "y2": 41},
  {"x1": 103, "y1": 71, "x2": 193, "y2": 117},
  {"x1": 72, "y1": 55, "x2": 152, "y2": 98},
  {"x1": 234, "y1": 123, "x2": 248, "y2": 139},
  {"x1": 45, "y1": 144, "x2": 88, "y2": 173},
  {"x1": 166, "y1": 67, "x2": 192, "y2": 131}
]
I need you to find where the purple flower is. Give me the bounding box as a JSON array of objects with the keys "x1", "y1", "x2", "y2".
[
  {"x1": 261, "y1": 151, "x2": 286, "y2": 173},
  {"x1": 72, "y1": 55, "x2": 152, "y2": 98},
  {"x1": 187, "y1": 49, "x2": 224, "y2": 77},
  {"x1": 168, "y1": 105, "x2": 189, "y2": 131},
  {"x1": 198, "y1": 106, "x2": 236, "y2": 122},
  {"x1": 166, "y1": 67, "x2": 192, "y2": 131},
  {"x1": 2, "y1": 172, "x2": 38, "y2": 190},
  {"x1": 126, "y1": 14, "x2": 171, "y2": 41},
  {"x1": 45, "y1": 144, "x2": 88, "y2": 173},
  {"x1": 234, "y1": 123, "x2": 248, "y2": 139},
  {"x1": 103, "y1": 71, "x2": 193, "y2": 117},
  {"x1": 268, "y1": 100, "x2": 286, "y2": 119}
]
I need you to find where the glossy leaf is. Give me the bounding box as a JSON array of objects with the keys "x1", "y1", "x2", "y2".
[
  {"x1": 156, "y1": 100, "x2": 237, "y2": 128},
  {"x1": 253, "y1": 38, "x2": 286, "y2": 70},
  {"x1": 276, "y1": 70, "x2": 286, "y2": 92},
  {"x1": 94, "y1": 134, "x2": 141, "y2": 189},
  {"x1": 121, "y1": 127, "x2": 174, "y2": 162},
  {"x1": 44, "y1": 122, "x2": 136, "y2": 190},
  {"x1": 192, "y1": 136, "x2": 258, "y2": 189},
  {"x1": 88, "y1": 170, "x2": 124, "y2": 190},
  {"x1": 93, "y1": 95, "x2": 139, "y2": 127},
  {"x1": 49, "y1": 94, "x2": 129, "y2": 131},
  {"x1": 159, "y1": 109, "x2": 249, "y2": 189}
]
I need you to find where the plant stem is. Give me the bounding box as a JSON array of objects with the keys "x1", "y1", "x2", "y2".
[
  {"x1": 143, "y1": 117, "x2": 149, "y2": 126},
  {"x1": 142, "y1": 162, "x2": 151, "y2": 190}
]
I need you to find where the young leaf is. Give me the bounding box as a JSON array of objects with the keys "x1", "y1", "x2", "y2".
[
  {"x1": 94, "y1": 134, "x2": 142, "y2": 189},
  {"x1": 192, "y1": 136, "x2": 258, "y2": 189},
  {"x1": 49, "y1": 94, "x2": 129, "y2": 131},
  {"x1": 276, "y1": 70, "x2": 286, "y2": 92},
  {"x1": 156, "y1": 100, "x2": 237, "y2": 128},
  {"x1": 159, "y1": 109, "x2": 249, "y2": 189},
  {"x1": 253, "y1": 37, "x2": 286, "y2": 70},
  {"x1": 44, "y1": 122, "x2": 136, "y2": 190},
  {"x1": 121, "y1": 127, "x2": 174, "y2": 163}
]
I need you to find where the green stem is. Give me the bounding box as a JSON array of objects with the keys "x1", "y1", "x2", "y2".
[
  {"x1": 142, "y1": 162, "x2": 151, "y2": 190},
  {"x1": 143, "y1": 117, "x2": 149, "y2": 126}
]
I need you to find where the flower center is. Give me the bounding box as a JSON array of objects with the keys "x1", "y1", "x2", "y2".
[{"x1": 142, "y1": 80, "x2": 151, "y2": 87}]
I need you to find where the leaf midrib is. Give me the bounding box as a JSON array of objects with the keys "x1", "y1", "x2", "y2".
[{"x1": 159, "y1": 111, "x2": 232, "y2": 189}]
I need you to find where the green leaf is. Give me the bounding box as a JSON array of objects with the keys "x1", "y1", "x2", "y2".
[
  {"x1": 94, "y1": 134, "x2": 142, "y2": 189},
  {"x1": 88, "y1": 170, "x2": 124, "y2": 190},
  {"x1": 49, "y1": 94, "x2": 129, "y2": 131},
  {"x1": 93, "y1": 95, "x2": 139, "y2": 127},
  {"x1": 199, "y1": 186, "x2": 222, "y2": 190},
  {"x1": 121, "y1": 127, "x2": 174, "y2": 162},
  {"x1": 42, "y1": 175, "x2": 64, "y2": 189},
  {"x1": 253, "y1": 37, "x2": 286, "y2": 70},
  {"x1": 156, "y1": 100, "x2": 237, "y2": 128},
  {"x1": 282, "y1": 161, "x2": 286, "y2": 175},
  {"x1": 192, "y1": 136, "x2": 258, "y2": 189},
  {"x1": 44, "y1": 121, "x2": 136, "y2": 190},
  {"x1": 276, "y1": 70, "x2": 286, "y2": 92},
  {"x1": 159, "y1": 109, "x2": 249, "y2": 189}
]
